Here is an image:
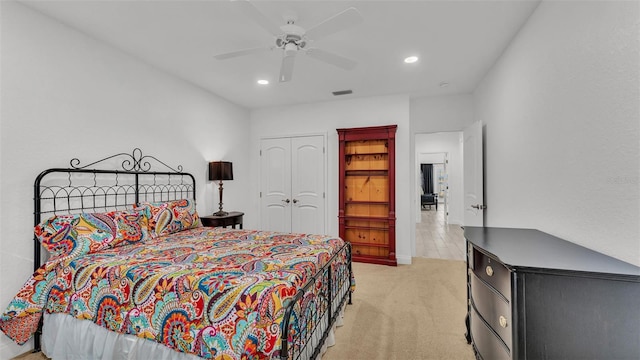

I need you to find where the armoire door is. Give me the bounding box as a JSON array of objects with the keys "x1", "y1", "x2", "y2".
[{"x1": 260, "y1": 135, "x2": 325, "y2": 234}]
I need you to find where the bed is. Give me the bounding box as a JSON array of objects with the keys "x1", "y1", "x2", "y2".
[{"x1": 0, "y1": 149, "x2": 352, "y2": 360}]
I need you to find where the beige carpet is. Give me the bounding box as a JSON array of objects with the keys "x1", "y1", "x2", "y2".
[
  {"x1": 324, "y1": 257, "x2": 475, "y2": 360},
  {"x1": 13, "y1": 258, "x2": 474, "y2": 360}
]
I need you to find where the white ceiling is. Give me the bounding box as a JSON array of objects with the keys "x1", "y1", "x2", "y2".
[{"x1": 23, "y1": 0, "x2": 540, "y2": 109}]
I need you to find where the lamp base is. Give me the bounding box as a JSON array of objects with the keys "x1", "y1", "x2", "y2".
[{"x1": 212, "y1": 210, "x2": 229, "y2": 217}]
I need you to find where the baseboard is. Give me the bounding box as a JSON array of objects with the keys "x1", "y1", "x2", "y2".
[
  {"x1": 397, "y1": 255, "x2": 412, "y2": 265},
  {"x1": 12, "y1": 350, "x2": 38, "y2": 359}
]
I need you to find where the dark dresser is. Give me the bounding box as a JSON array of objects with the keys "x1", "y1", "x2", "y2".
[{"x1": 464, "y1": 227, "x2": 640, "y2": 360}]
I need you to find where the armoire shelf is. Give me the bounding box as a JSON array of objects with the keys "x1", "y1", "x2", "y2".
[
  {"x1": 345, "y1": 152, "x2": 389, "y2": 156},
  {"x1": 341, "y1": 216, "x2": 389, "y2": 221},
  {"x1": 345, "y1": 200, "x2": 389, "y2": 205},
  {"x1": 337, "y1": 125, "x2": 397, "y2": 266},
  {"x1": 345, "y1": 170, "x2": 388, "y2": 176}
]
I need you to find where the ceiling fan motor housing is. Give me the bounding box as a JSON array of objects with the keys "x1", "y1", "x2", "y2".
[{"x1": 276, "y1": 33, "x2": 306, "y2": 49}]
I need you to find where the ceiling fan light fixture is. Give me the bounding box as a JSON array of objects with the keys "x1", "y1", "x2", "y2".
[
  {"x1": 404, "y1": 56, "x2": 419, "y2": 64},
  {"x1": 284, "y1": 42, "x2": 298, "y2": 56}
]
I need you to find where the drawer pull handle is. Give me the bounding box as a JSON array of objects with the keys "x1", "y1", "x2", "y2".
[
  {"x1": 499, "y1": 315, "x2": 508, "y2": 328},
  {"x1": 485, "y1": 265, "x2": 494, "y2": 277}
]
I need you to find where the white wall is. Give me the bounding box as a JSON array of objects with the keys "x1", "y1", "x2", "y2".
[
  {"x1": 411, "y1": 94, "x2": 475, "y2": 134},
  {"x1": 250, "y1": 95, "x2": 412, "y2": 264},
  {"x1": 0, "y1": 3, "x2": 251, "y2": 357},
  {"x1": 419, "y1": 153, "x2": 446, "y2": 165},
  {"x1": 416, "y1": 132, "x2": 464, "y2": 225},
  {"x1": 474, "y1": 1, "x2": 640, "y2": 265}
]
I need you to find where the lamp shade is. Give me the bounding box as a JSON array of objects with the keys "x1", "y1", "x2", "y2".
[{"x1": 209, "y1": 161, "x2": 233, "y2": 181}]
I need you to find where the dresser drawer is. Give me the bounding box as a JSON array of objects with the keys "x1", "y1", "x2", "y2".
[
  {"x1": 470, "y1": 271, "x2": 512, "y2": 348},
  {"x1": 472, "y1": 246, "x2": 511, "y2": 300},
  {"x1": 470, "y1": 306, "x2": 511, "y2": 360}
]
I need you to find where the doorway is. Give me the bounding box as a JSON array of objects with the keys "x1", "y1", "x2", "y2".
[
  {"x1": 414, "y1": 132, "x2": 466, "y2": 260},
  {"x1": 419, "y1": 153, "x2": 448, "y2": 221}
]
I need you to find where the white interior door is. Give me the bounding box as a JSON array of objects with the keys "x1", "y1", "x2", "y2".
[
  {"x1": 260, "y1": 135, "x2": 325, "y2": 233},
  {"x1": 291, "y1": 136, "x2": 325, "y2": 234},
  {"x1": 463, "y1": 121, "x2": 485, "y2": 226},
  {"x1": 261, "y1": 138, "x2": 292, "y2": 232}
]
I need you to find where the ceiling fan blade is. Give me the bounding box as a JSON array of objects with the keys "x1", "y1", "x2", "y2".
[
  {"x1": 305, "y1": 48, "x2": 357, "y2": 70},
  {"x1": 279, "y1": 54, "x2": 296, "y2": 82},
  {"x1": 233, "y1": 0, "x2": 282, "y2": 36},
  {"x1": 305, "y1": 7, "x2": 363, "y2": 40},
  {"x1": 214, "y1": 46, "x2": 273, "y2": 60}
]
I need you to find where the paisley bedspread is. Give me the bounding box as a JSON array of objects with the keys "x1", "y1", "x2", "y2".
[{"x1": 0, "y1": 227, "x2": 347, "y2": 359}]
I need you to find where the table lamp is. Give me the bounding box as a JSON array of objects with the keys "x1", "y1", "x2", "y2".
[{"x1": 209, "y1": 161, "x2": 233, "y2": 216}]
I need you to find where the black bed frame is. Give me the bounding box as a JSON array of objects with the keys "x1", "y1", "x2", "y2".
[{"x1": 32, "y1": 148, "x2": 352, "y2": 360}]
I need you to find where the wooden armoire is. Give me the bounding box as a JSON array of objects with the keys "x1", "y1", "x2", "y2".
[{"x1": 337, "y1": 125, "x2": 397, "y2": 266}]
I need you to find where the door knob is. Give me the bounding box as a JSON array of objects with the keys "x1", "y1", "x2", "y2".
[
  {"x1": 471, "y1": 204, "x2": 486, "y2": 210},
  {"x1": 282, "y1": 199, "x2": 290, "y2": 203},
  {"x1": 292, "y1": 199, "x2": 299, "y2": 204}
]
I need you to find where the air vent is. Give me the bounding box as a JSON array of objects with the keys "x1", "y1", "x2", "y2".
[{"x1": 332, "y1": 90, "x2": 353, "y2": 96}]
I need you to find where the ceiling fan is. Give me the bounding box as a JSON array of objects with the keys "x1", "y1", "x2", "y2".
[{"x1": 215, "y1": 0, "x2": 364, "y2": 82}]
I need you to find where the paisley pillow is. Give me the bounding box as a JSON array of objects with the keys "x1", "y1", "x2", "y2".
[
  {"x1": 134, "y1": 199, "x2": 201, "y2": 237},
  {"x1": 108, "y1": 211, "x2": 150, "y2": 247},
  {"x1": 35, "y1": 211, "x2": 149, "y2": 259}
]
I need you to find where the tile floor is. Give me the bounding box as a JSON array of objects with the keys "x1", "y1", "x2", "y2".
[{"x1": 415, "y1": 205, "x2": 467, "y2": 260}]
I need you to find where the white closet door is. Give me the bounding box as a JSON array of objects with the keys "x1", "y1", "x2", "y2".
[
  {"x1": 260, "y1": 138, "x2": 292, "y2": 232},
  {"x1": 291, "y1": 136, "x2": 325, "y2": 234},
  {"x1": 260, "y1": 135, "x2": 325, "y2": 234}
]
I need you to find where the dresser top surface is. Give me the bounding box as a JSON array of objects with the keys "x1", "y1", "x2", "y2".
[{"x1": 464, "y1": 227, "x2": 640, "y2": 277}]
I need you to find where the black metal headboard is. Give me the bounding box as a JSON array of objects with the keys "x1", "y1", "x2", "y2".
[{"x1": 33, "y1": 148, "x2": 196, "y2": 271}]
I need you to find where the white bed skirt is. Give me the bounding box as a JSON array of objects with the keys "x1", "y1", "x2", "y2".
[
  {"x1": 42, "y1": 309, "x2": 344, "y2": 360},
  {"x1": 42, "y1": 313, "x2": 200, "y2": 360}
]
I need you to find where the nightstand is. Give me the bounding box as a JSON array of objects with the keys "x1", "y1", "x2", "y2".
[{"x1": 200, "y1": 211, "x2": 244, "y2": 229}]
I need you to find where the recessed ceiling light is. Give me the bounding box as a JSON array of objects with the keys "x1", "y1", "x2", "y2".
[
  {"x1": 404, "y1": 56, "x2": 419, "y2": 64},
  {"x1": 257, "y1": 79, "x2": 269, "y2": 85}
]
